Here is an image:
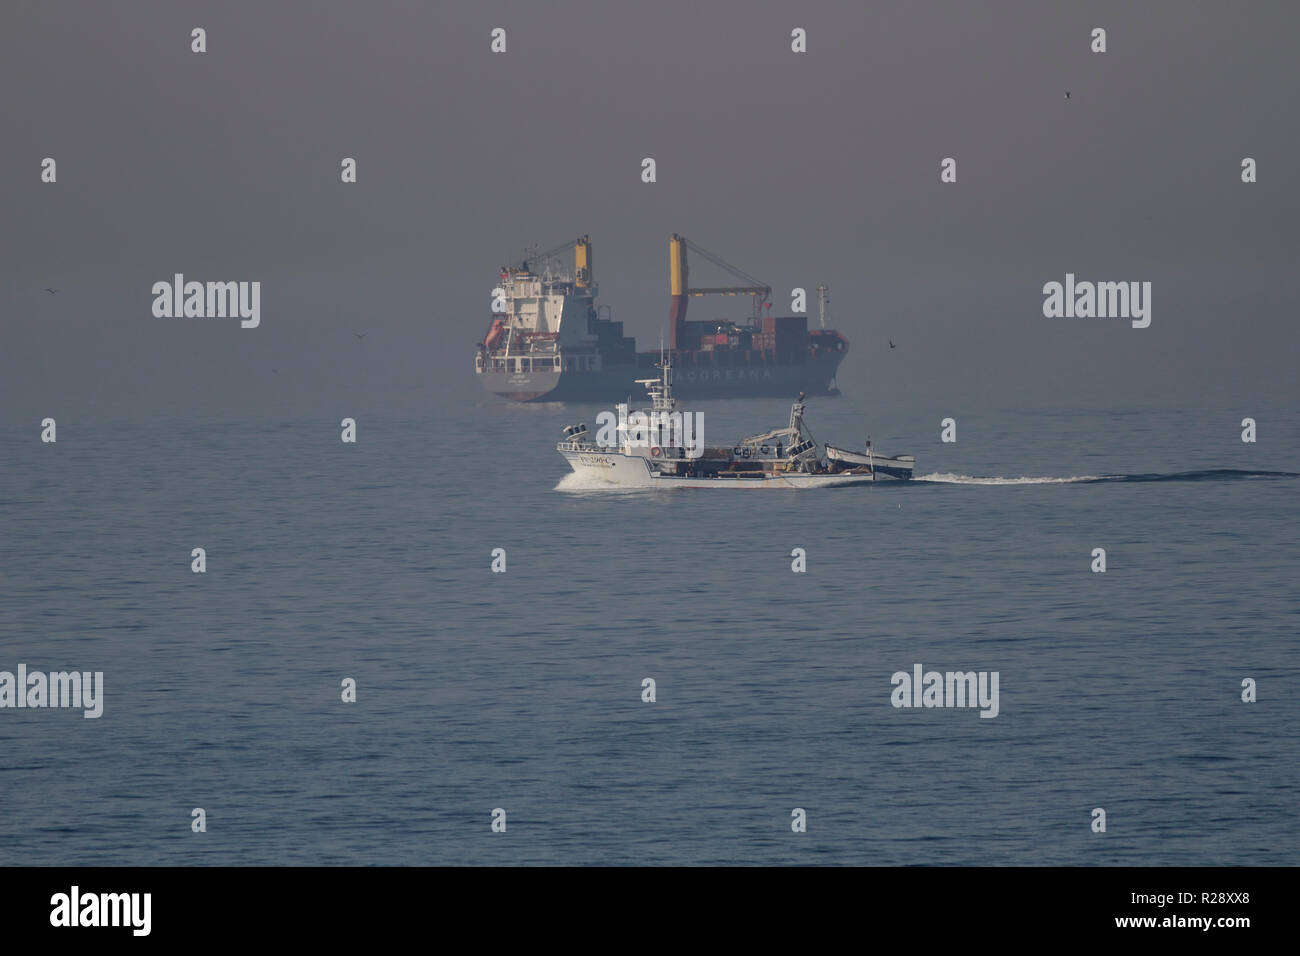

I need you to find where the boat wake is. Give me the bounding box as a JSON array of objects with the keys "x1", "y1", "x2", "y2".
[
  {"x1": 554, "y1": 472, "x2": 643, "y2": 493},
  {"x1": 557, "y1": 467, "x2": 1299, "y2": 492},
  {"x1": 916, "y1": 472, "x2": 1104, "y2": 485},
  {"x1": 916, "y1": 469, "x2": 1299, "y2": 486}
]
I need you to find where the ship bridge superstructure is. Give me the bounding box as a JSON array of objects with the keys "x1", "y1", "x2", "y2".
[{"x1": 477, "y1": 236, "x2": 637, "y2": 387}]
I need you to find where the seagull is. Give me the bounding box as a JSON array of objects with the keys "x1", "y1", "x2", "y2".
[
  {"x1": 1064, "y1": 91, "x2": 1071, "y2": 100},
  {"x1": 353, "y1": 332, "x2": 367, "y2": 340},
  {"x1": 44, "y1": 288, "x2": 58, "y2": 294},
  {"x1": 889, "y1": 339, "x2": 896, "y2": 349}
]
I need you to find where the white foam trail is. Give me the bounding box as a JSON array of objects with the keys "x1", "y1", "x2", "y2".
[
  {"x1": 554, "y1": 472, "x2": 643, "y2": 493},
  {"x1": 915, "y1": 472, "x2": 1108, "y2": 485},
  {"x1": 554, "y1": 472, "x2": 603, "y2": 491}
]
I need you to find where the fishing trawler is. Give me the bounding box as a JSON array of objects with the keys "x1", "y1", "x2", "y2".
[{"x1": 557, "y1": 358, "x2": 913, "y2": 489}]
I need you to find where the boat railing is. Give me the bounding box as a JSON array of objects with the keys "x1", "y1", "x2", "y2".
[
  {"x1": 557, "y1": 439, "x2": 609, "y2": 452},
  {"x1": 558, "y1": 439, "x2": 701, "y2": 460}
]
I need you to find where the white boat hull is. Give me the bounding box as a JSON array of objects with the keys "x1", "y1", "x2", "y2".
[
  {"x1": 649, "y1": 472, "x2": 877, "y2": 488},
  {"x1": 559, "y1": 449, "x2": 659, "y2": 486},
  {"x1": 824, "y1": 445, "x2": 915, "y2": 479},
  {"x1": 559, "y1": 450, "x2": 878, "y2": 489}
]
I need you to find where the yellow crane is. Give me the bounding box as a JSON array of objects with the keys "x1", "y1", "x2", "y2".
[{"x1": 668, "y1": 234, "x2": 771, "y2": 349}]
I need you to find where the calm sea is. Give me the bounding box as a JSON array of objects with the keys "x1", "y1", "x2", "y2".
[{"x1": 2, "y1": 397, "x2": 1297, "y2": 865}]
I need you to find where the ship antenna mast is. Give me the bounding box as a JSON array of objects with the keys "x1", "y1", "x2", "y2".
[{"x1": 817, "y1": 284, "x2": 829, "y2": 329}]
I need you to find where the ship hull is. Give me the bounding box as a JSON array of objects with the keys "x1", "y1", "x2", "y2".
[
  {"x1": 480, "y1": 351, "x2": 845, "y2": 402},
  {"x1": 559, "y1": 449, "x2": 877, "y2": 489}
]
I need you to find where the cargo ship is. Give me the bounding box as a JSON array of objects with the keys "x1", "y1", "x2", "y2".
[{"x1": 475, "y1": 235, "x2": 849, "y2": 402}]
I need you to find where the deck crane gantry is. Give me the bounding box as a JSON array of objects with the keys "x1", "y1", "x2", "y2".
[
  {"x1": 668, "y1": 234, "x2": 772, "y2": 349},
  {"x1": 512, "y1": 235, "x2": 594, "y2": 288}
]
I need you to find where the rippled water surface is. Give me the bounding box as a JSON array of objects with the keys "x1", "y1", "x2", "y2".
[{"x1": 2, "y1": 399, "x2": 1297, "y2": 865}]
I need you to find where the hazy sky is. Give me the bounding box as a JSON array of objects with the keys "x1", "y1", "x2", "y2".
[{"x1": 2, "y1": 0, "x2": 1297, "y2": 422}]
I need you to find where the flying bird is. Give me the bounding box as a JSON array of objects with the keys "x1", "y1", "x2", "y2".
[
  {"x1": 1064, "y1": 91, "x2": 1071, "y2": 100},
  {"x1": 889, "y1": 339, "x2": 896, "y2": 349},
  {"x1": 353, "y1": 332, "x2": 367, "y2": 340},
  {"x1": 45, "y1": 288, "x2": 58, "y2": 294}
]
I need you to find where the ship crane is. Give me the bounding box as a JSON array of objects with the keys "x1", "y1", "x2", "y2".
[
  {"x1": 511, "y1": 235, "x2": 594, "y2": 288},
  {"x1": 668, "y1": 234, "x2": 772, "y2": 349}
]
